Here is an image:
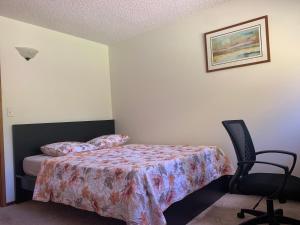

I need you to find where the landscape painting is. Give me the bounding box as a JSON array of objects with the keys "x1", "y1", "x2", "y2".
[
  {"x1": 211, "y1": 26, "x2": 262, "y2": 65},
  {"x1": 204, "y1": 16, "x2": 270, "y2": 72}
]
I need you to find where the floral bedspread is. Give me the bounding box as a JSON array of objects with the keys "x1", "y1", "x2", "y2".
[{"x1": 33, "y1": 144, "x2": 233, "y2": 225}]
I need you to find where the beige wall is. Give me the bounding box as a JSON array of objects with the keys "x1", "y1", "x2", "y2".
[
  {"x1": 0, "y1": 16, "x2": 112, "y2": 202},
  {"x1": 110, "y1": 0, "x2": 300, "y2": 176}
]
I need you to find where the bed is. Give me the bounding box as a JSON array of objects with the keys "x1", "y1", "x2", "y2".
[{"x1": 13, "y1": 120, "x2": 233, "y2": 225}]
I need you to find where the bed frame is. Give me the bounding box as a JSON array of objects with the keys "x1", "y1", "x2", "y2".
[{"x1": 12, "y1": 120, "x2": 230, "y2": 225}]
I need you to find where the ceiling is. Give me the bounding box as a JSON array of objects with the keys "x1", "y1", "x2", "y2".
[{"x1": 0, "y1": 0, "x2": 229, "y2": 44}]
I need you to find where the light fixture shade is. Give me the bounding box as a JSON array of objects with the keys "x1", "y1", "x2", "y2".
[{"x1": 16, "y1": 47, "x2": 39, "y2": 61}]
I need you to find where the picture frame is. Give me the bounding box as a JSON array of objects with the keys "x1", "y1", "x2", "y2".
[{"x1": 204, "y1": 16, "x2": 270, "y2": 72}]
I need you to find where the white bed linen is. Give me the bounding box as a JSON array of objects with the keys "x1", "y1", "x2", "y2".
[{"x1": 23, "y1": 154, "x2": 53, "y2": 176}]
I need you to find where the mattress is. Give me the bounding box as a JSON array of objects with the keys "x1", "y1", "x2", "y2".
[
  {"x1": 23, "y1": 154, "x2": 53, "y2": 176},
  {"x1": 33, "y1": 144, "x2": 234, "y2": 225}
]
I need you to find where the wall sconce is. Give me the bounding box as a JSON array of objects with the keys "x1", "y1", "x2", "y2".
[{"x1": 16, "y1": 47, "x2": 39, "y2": 61}]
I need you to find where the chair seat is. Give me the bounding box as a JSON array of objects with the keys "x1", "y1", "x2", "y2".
[{"x1": 238, "y1": 173, "x2": 300, "y2": 201}]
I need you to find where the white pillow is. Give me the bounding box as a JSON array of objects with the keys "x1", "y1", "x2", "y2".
[
  {"x1": 87, "y1": 134, "x2": 129, "y2": 148},
  {"x1": 41, "y1": 142, "x2": 97, "y2": 157}
]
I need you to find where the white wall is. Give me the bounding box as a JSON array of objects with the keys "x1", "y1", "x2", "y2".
[
  {"x1": 0, "y1": 16, "x2": 112, "y2": 202},
  {"x1": 110, "y1": 0, "x2": 300, "y2": 176}
]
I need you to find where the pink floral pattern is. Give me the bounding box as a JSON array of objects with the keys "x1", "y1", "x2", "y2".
[
  {"x1": 34, "y1": 144, "x2": 233, "y2": 225},
  {"x1": 87, "y1": 134, "x2": 129, "y2": 148},
  {"x1": 40, "y1": 142, "x2": 97, "y2": 157}
]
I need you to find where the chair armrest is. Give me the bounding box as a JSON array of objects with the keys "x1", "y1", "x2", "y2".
[
  {"x1": 238, "y1": 160, "x2": 289, "y2": 174},
  {"x1": 256, "y1": 150, "x2": 297, "y2": 174},
  {"x1": 238, "y1": 160, "x2": 289, "y2": 198}
]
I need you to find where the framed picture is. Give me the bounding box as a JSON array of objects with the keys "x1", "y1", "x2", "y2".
[{"x1": 204, "y1": 16, "x2": 270, "y2": 72}]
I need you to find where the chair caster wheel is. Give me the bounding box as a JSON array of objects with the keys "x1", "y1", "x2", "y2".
[{"x1": 237, "y1": 212, "x2": 245, "y2": 218}]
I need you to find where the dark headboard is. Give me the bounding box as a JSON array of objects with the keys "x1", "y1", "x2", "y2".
[{"x1": 13, "y1": 120, "x2": 115, "y2": 175}]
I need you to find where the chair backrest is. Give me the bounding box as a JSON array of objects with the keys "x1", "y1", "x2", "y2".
[{"x1": 222, "y1": 120, "x2": 256, "y2": 176}]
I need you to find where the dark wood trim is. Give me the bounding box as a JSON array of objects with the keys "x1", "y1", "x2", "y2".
[
  {"x1": 265, "y1": 15, "x2": 271, "y2": 64},
  {"x1": 204, "y1": 15, "x2": 271, "y2": 73},
  {"x1": 205, "y1": 16, "x2": 268, "y2": 35},
  {"x1": 0, "y1": 64, "x2": 6, "y2": 207}
]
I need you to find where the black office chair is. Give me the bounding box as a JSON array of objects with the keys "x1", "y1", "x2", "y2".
[{"x1": 222, "y1": 120, "x2": 300, "y2": 225}]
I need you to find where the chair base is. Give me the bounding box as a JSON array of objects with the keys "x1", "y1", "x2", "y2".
[{"x1": 238, "y1": 199, "x2": 300, "y2": 225}]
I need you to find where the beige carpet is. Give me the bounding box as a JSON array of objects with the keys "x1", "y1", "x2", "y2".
[
  {"x1": 188, "y1": 194, "x2": 300, "y2": 225},
  {"x1": 0, "y1": 194, "x2": 300, "y2": 225}
]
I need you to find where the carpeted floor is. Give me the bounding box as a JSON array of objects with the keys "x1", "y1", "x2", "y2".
[
  {"x1": 0, "y1": 194, "x2": 300, "y2": 225},
  {"x1": 188, "y1": 194, "x2": 300, "y2": 225}
]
